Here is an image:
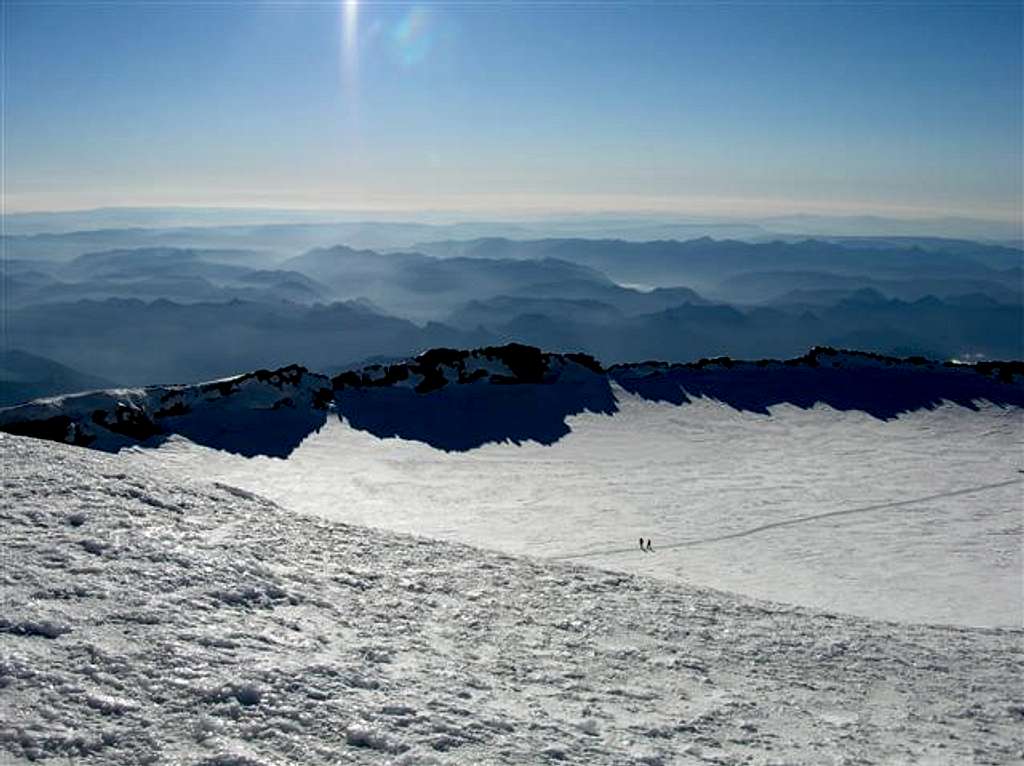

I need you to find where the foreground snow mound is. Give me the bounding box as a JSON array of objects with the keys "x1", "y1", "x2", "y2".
[
  {"x1": 3, "y1": 434, "x2": 1022, "y2": 765},
  {"x1": 0, "y1": 365, "x2": 332, "y2": 457}
]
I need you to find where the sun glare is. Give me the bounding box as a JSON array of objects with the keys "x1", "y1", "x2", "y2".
[{"x1": 342, "y1": 0, "x2": 359, "y2": 91}]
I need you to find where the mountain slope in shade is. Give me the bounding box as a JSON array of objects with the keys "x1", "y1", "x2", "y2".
[
  {"x1": 3, "y1": 434, "x2": 1021, "y2": 764},
  {"x1": 0, "y1": 365, "x2": 332, "y2": 457},
  {"x1": 0, "y1": 350, "x2": 117, "y2": 407}
]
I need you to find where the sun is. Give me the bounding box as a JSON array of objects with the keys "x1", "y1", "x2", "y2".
[
  {"x1": 341, "y1": 0, "x2": 360, "y2": 93},
  {"x1": 343, "y1": 0, "x2": 359, "y2": 52}
]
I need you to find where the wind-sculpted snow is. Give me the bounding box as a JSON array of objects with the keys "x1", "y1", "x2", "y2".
[
  {"x1": 332, "y1": 344, "x2": 616, "y2": 451},
  {"x1": 610, "y1": 347, "x2": 1024, "y2": 420},
  {"x1": 2, "y1": 435, "x2": 1022, "y2": 764},
  {"x1": 0, "y1": 365, "x2": 331, "y2": 457}
]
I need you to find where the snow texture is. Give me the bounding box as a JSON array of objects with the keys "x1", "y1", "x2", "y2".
[{"x1": 2, "y1": 434, "x2": 1022, "y2": 764}]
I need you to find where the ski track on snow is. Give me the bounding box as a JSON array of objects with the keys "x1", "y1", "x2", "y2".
[
  {"x1": 125, "y1": 396, "x2": 1024, "y2": 628},
  {"x1": 554, "y1": 477, "x2": 1024, "y2": 560}
]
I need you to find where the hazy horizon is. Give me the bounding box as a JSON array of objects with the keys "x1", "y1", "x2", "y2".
[
  {"x1": 6, "y1": 2, "x2": 1022, "y2": 220},
  {"x1": 3, "y1": 204, "x2": 1021, "y2": 243}
]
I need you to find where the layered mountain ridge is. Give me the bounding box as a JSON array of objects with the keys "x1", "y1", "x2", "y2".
[{"x1": 6, "y1": 234, "x2": 1021, "y2": 390}]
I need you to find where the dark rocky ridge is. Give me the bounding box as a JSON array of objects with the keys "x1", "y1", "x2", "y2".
[
  {"x1": 0, "y1": 365, "x2": 333, "y2": 457},
  {"x1": 332, "y1": 344, "x2": 614, "y2": 450},
  {"x1": 332, "y1": 343, "x2": 604, "y2": 393},
  {"x1": 1, "y1": 344, "x2": 1021, "y2": 455}
]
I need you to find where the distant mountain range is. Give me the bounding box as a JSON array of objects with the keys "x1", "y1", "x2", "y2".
[
  {"x1": 6, "y1": 298, "x2": 466, "y2": 387},
  {"x1": 5, "y1": 207, "x2": 1020, "y2": 241},
  {"x1": 4, "y1": 247, "x2": 331, "y2": 308},
  {"x1": 412, "y1": 236, "x2": 1021, "y2": 290},
  {"x1": 1, "y1": 230, "x2": 1020, "y2": 398},
  {"x1": 283, "y1": 245, "x2": 610, "y2": 320},
  {"x1": 716, "y1": 270, "x2": 1022, "y2": 305}
]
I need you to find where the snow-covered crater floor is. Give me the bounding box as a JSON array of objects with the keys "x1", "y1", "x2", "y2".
[{"x1": 2, "y1": 435, "x2": 1022, "y2": 765}]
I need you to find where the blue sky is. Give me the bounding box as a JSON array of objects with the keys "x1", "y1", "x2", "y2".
[{"x1": 4, "y1": 1, "x2": 1022, "y2": 220}]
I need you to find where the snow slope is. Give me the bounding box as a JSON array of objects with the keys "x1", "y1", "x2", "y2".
[
  {"x1": 3, "y1": 345, "x2": 1021, "y2": 627},
  {"x1": 3, "y1": 434, "x2": 1022, "y2": 765},
  {"x1": 130, "y1": 394, "x2": 1023, "y2": 629}
]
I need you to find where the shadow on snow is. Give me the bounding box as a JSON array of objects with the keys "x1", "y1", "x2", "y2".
[
  {"x1": 335, "y1": 378, "x2": 618, "y2": 452},
  {"x1": 610, "y1": 364, "x2": 1024, "y2": 421}
]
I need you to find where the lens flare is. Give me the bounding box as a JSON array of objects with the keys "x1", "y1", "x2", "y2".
[{"x1": 391, "y1": 7, "x2": 433, "y2": 67}]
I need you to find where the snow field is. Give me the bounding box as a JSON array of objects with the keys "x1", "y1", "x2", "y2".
[
  {"x1": 131, "y1": 392, "x2": 1024, "y2": 628},
  {"x1": 2, "y1": 435, "x2": 1022, "y2": 765}
]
